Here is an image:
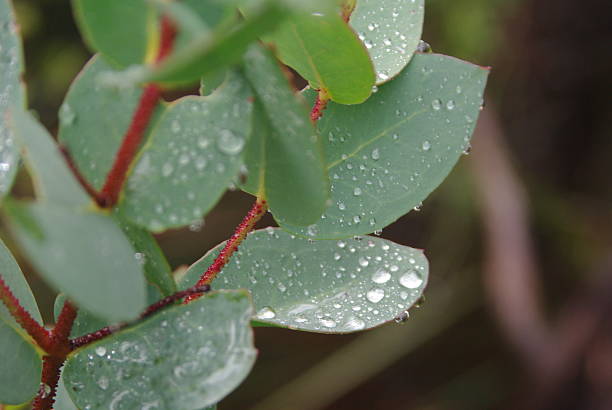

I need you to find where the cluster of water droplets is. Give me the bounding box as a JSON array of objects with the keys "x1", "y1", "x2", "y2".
[
  {"x1": 351, "y1": 0, "x2": 424, "y2": 83},
  {"x1": 208, "y1": 229, "x2": 427, "y2": 333},
  {"x1": 65, "y1": 295, "x2": 255, "y2": 409}
]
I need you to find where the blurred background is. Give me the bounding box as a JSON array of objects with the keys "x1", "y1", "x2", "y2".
[{"x1": 6, "y1": 0, "x2": 612, "y2": 408}]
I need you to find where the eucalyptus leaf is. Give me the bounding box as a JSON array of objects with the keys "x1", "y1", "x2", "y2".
[
  {"x1": 8, "y1": 109, "x2": 90, "y2": 207},
  {"x1": 72, "y1": 0, "x2": 154, "y2": 67},
  {"x1": 0, "y1": 237, "x2": 42, "y2": 326},
  {"x1": 63, "y1": 291, "x2": 256, "y2": 410},
  {"x1": 0, "y1": 0, "x2": 26, "y2": 198},
  {"x1": 55, "y1": 373, "x2": 79, "y2": 410},
  {"x1": 58, "y1": 55, "x2": 162, "y2": 191},
  {"x1": 260, "y1": 10, "x2": 375, "y2": 104},
  {"x1": 0, "y1": 318, "x2": 41, "y2": 405},
  {"x1": 53, "y1": 294, "x2": 108, "y2": 339},
  {"x1": 118, "y1": 71, "x2": 253, "y2": 232},
  {"x1": 180, "y1": 228, "x2": 428, "y2": 333},
  {"x1": 283, "y1": 53, "x2": 489, "y2": 239},
  {"x1": 4, "y1": 200, "x2": 147, "y2": 322},
  {"x1": 350, "y1": 0, "x2": 425, "y2": 84},
  {"x1": 242, "y1": 45, "x2": 329, "y2": 226}
]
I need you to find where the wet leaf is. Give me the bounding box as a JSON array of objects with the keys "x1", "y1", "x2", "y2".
[
  {"x1": 180, "y1": 228, "x2": 428, "y2": 333},
  {"x1": 242, "y1": 45, "x2": 329, "y2": 226},
  {"x1": 53, "y1": 294, "x2": 108, "y2": 339},
  {"x1": 118, "y1": 71, "x2": 253, "y2": 232},
  {"x1": 0, "y1": 318, "x2": 41, "y2": 405},
  {"x1": 283, "y1": 53, "x2": 489, "y2": 239},
  {"x1": 0, "y1": 0, "x2": 26, "y2": 199},
  {"x1": 63, "y1": 291, "x2": 255, "y2": 410},
  {"x1": 350, "y1": 0, "x2": 424, "y2": 84},
  {"x1": 260, "y1": 10, "x2": 375, "y2": 104},
  {"x1": 72, "y1": 0, "x2": 154, "y2": 67},
  {"x1": 4, "y1": 200, "x2": 147, "y2": 322}
]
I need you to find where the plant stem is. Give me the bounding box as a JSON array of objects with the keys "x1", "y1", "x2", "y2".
[
  {"x1": 185, "y1": 198, "x2": 268, "y2": 303},
  {"x1": 0, "y1": 274, "x2": 51, "y2": 351},
  {"x1": 310, "y1": 91, "x2": 330, "y2": 122},
  {"x1": 31, "y1": 355, "x2": 64, "y2": 410},
  {"x1": 341, "y1": 0, "x2": 356, "y2": 22}
]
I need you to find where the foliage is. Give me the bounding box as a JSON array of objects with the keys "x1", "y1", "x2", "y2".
[{"x1": 0, "y1": 0, "x2": 488, "y2": 408}]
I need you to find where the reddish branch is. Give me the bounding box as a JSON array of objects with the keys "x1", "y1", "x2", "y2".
[
  {"x1": 185, "y1": 199, "x2": 268, "y2": 303},
  {"x1": 31, "y1": 356, "x2": 64, "y2": 410},
  {"x1": 310, "y1": 92, "x2": 330, "y2": 122}
]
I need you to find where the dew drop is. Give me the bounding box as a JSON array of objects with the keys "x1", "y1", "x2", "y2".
[
  {"x1": 372, "y1": 268, "x2": 391, "y2": 284},
  {"x1": 421, "y1": 140, "x2": 431, "y2": 151},
  {"x1": 366, "y1": 288, "x2": 385, "y2": 303},
  {"x1": 446, "y1": 100, "x2": 456, "y2": 110},
  {"x1": 394, "y1": 310, "x2": 410, "y2": 323},
  {"x1": 399, "y1": 270, "x2": 424, "y2": 289},
  {"x1": 353, "y1": 187, "x2": 362, "y2": 196},
  {"x1": 358, "y1": 256, "x2": 369, "y2": 267},
  {"x1": 161, "y1": 163, "x2": 173, "y2": 177},
  {"x1": 371, "y1": 148, "x2": 380, "y2": 160},
  {"x1": 344, "y1": 317, "x2": 365, "y2": 331},
  {"x1": 217, "y1": 130, "x2": 244, "y2": 155},
  {"x1": 431, "y1": 99, "x2": 442, "y2": 111},
  {"x1": 337, "y1": 240, "x2": 346, "y2": 249},
  {"x1": 320, "y1": 316, "x2": 337, "y2": 328},
  {"x1": 256, "y1": 306, "x2": 276, "y2": 319}
]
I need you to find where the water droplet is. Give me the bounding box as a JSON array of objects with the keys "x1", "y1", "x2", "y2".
[
  {"x1": 413, "y1": 202, "x2": 423, "y2": 211},
  {"x1": 197, "y1": 137, "x2": 210, "y2": 149},
  {"x1": 344, "y1": 317, "x2": 365, "y2": 331},
  {"x1": 338, "y1": 202, "x2": 346, "y2": 211},
  {"x1": 256, "y1": 306, "x2": 276, "y2": 319},
  {"x1": 366, "y1": 288, "x2": 385, "y2": 303},
  {"x1": 399, "y1": 270, "x2": 423, "y2": 289},
  {"x1": 353, "y1": 187, "x2": 362, "y2": 196},
  {"x1": 217, "y1": 130, "x2": 244, "y2": 155},
  {"x1": 353, "y1": 215, "x2": 361, "y2": 224},
  {"x1": 431, "y1": 99, "x2": 442, "y2": 111},
  {"x1": 320, "y1": 316, "x2": 337, "y2": 328},
  {"x1": 337, "y1": 240, "x2": 346, "y2": 249},
  {"x1": 394, "y1": 310, "x2": 410, "y2": 323},
  {"x1": 161, "y1": 163, "x2": 173, "y2": 177},
  {"x1": 334, "y1": 252, "x2": 341, "y2": 261},
  {"x1": 371, "y1": 148, "x2": 380, "y2": 160},
  {"x1": 97, "y1": 376, "x2": 109, "y2": 390},
  {"x1": 416, "y1": 40, "x2": 432, "y2": 53},
  {"x1": 372, "y1": 268, "x2": 391, "y2": 284},
  {"x1": 40, "y1": 383, "x2": 51, "y2": 398},
  {"x1": 358, "y1": 256, "x2": 369, "y2": 267},
  {"x1": 59, "y1": 104, "x2": 76, "y2": 126},
  {"x1": 95, "y1": 346, "x2": 107, "y2": 357},
  {"x1": 446, "y1": 100, "x2": 456, "y2": 110},
  {"x1": 421, "y1": 140, "x2": 431, "y2": 151}
]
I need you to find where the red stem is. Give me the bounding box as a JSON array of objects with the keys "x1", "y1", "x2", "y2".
[
  {"x1": 50, "y1": 300, "x2": 77, "y2": 354},
  {"x1": 310, "y1": 92, "x2": 330, "y2": 122},
  {"x1": 185, "y1": 199, "x2": 268, "y2": 303},
  {"x1": 31, "y1": 355, "x2": 64, "y2": 410},
  {"x1": 0, "y1": 275, "x2": 51, "y2": 351}
]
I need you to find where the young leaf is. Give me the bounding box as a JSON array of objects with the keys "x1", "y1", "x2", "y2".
[
  {"x1": 261, "y1": 11, "x2": 375, "y2": 104},
  {"x1": 0, "y1": 0, "x2": 26, "y2": 199},
  {"x1": 180, "y1": 228, "x2": 428, "y2": 333},
  {"x1": 8, "y1": 109, "x2": 91, "y2": 207},
  {"x1": 63, "y1": 291, "x2": 256, "y2": 410},
  {"x1": 4, "y1": 200, "x2": 147, "y2": 322},
  {"x1": 72, "y1": 0, "x2": 155, "y2": 67},
  {"x1": 0, "y1": 318, "x2": 41, "y2": 405},
  {"x1": 283, "y1": 53, "x2": 490, "y2": 239},
  {"x1": 0, "y1": 238, "x2": 42, "y2": 326},
  {"x1": 58, "y1": 55, "x2": 162, "y2": 190},
  {"x1": 118, "y1": 71, "x2": 253, "y2": 232},
  {"x1": 242, "y1": 45, "x2": 329, "y2": 226},
  {"x1": 350, "y1": 0, "x2": 425, "y2": 84}
]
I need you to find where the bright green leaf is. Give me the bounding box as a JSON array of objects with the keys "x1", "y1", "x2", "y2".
[
  {"x1": 72, "y1": 0, "x2": 155, "y2": 67},
  {"x1": 180, "y1": 228, "x2": 428, "y2": 333},
  {"x1": 58, "y1": 55, "x2": 162, "y2": 191},
  {"x1": 350, "y1": 0, "x2": 425, "y2": 84},
  {"x1": 0, "y1": 237, "x2": 42, "y2": 326},
  {"x1": 282, "y1": 53, "x2": 489, "y2": 239},
  {"x1": 0, "y1": 318, "x2": 41, "y2": 405},
  {"x1": 0, "y1": 0, "x2": 26, "y2": 199},
  {"x1": 262, "y1": 11, "x2": 375, "y2": 104},
  {"x1": 8, "y1": 109, "x2": 90, "y2": 207},
  {"x1": 144, "y1": 1, "x2": 288, "y2": 86},
  {"x1": 118, "y1": 71, "x2": 253, "y2": 232},
  {"x1": 242, "y1": 45, "x2": 329, "y2": 226},
  {"x1": 63, "y1": 291, "x2": 256, "y2": 410},
  {"x1": 4, "y1": 200, "x2": 147, "y2": 322}
]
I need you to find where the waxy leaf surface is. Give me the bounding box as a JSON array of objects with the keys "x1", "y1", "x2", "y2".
[
  {"x1": 350, "y1": 0, "x2": 424, "y2": 84},
  {"x1": 284, "y1": 53, "x2": 489, "y2": 239},
  {"x1": 0, "y1": 319, "x2": 41, "y2": 404},
  {"x1": 119, "y1": 72, "x2": 253, "y2": 232},
  {"x1": 5, "y1": 201, "x2": 147, "y2": 322},
  {"x1": 242, "y1": 45, "x2": 328, "y2": 226},
  {"x1": 63, "y1": 291, "x2": 255, "y2": 410},
  {"x1": 181, "y1": 228, "x2": 428, "y2": 333},
  {"x1": 261, "y1": 11, "x2": 375, "y2": 104},
  {"x1": 0, "y1": 0, "x2": 26, "y2": 198},
  {"x1": 72, "y1": 0, "x2": 153, "y2": 67}
]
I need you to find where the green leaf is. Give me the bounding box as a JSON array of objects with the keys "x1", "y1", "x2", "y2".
[
  {"x1": 58, "y1": 55, "x2": 162, "y2": 191},
  {"x1": 0, "y1": 237, "x2": 42, "y2": 326},
  {"x1": 115, "y1": 216, "x2": 176, "y2": 296},
  {"x1": 0, "y1": 0, "x2": 26, "y2": 199},
  {"x1": 63, "y1": 290, "x2": 256, "y2": 410},
  {"x1": 4, "y1": 200, "x2": 147, "y2": 322},
  {"x1": 118, "y1": 71, "x2": 253, "y2": 232},
  {"x1": 0, "y1": 318, "x2": 41, "y2": 405},
  {"x1": 180, "y1": 228, "x2": 428, "y2": 333},
  {"x1": 350, "y1": 0, "x2": 425, "y2": 84},
  {"x1": 54, "y1": 294, "x2": 108, "y2": 339},
  {"x1": 262, "y1": 11, "x2": 375, "y2": 104},
  {"x1": 242, "y1": 45, "x2": 329, "y2": 226},
  {"x1": 283, "y1": 53, "x2": 489, "y2": 239},
  {"x1": 72, "y1": 0, "x2": 155, "y2": 67},
  {"x1": 8, "y1": 109, "x2": 90, "y2": 207},
  {"x1": 144, "y1": 1, "x2": 288, "y2": 86},
  {"x1": 55, "y1": 373, "x2": 79, "y2": 410}
]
